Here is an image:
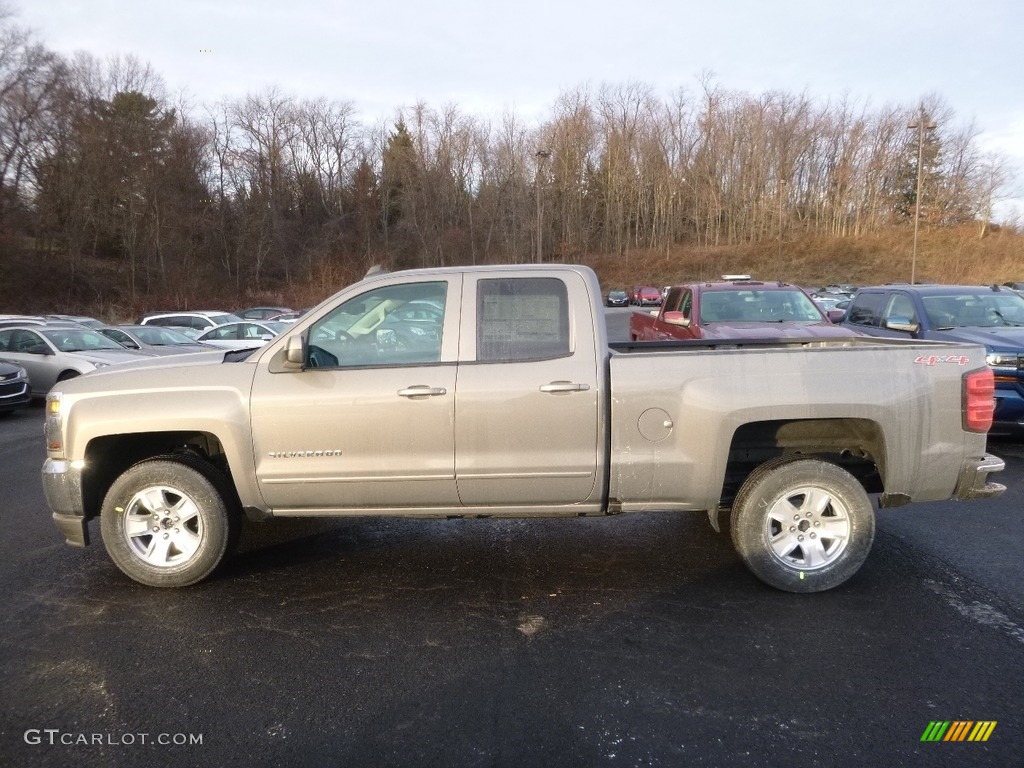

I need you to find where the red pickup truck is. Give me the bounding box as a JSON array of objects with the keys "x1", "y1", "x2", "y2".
[{"x1": 630, "y1": 280, "x2": 856, "y2": 341}]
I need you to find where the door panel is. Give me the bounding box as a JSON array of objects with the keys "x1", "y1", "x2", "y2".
[
  {"x1": 250, "y1": 276, "x2": 461, "y2": 511},
  {"x1": 454, "y1": 273, "x2": 601, "y2": 506},
  {"x1": 251, "y1": 364, "x2": 458, "y2": 510}
]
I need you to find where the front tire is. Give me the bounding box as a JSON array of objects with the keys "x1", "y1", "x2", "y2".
[
  {"x1": 730, "y1": 458, "x2": 875, "y2": 593},
  {"x1": 100, "y1": 457, "x2": 237, "y2": 587}
]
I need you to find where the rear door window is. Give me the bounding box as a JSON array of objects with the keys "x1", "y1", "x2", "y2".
[{"x1": 476, "y1": 278, "x2": 570, "y2": 362}]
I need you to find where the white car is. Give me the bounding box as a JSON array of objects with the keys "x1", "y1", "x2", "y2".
[
  {"x1": 195, "y1": 321, "x2": 287, "y2": 350},
  {"x1": 137, "y1": 311, "x2": 242, "y2": 334}
]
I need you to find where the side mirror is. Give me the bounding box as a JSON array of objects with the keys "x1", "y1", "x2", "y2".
[
  {"x1": 662, "y1": 311, "x2": 691, "y2": 327},
  {"x1": 28, "y1": 343, "x2": 54, "y2": 356},
  {"x1": 884, "y1": 317, "x2": 919, "y2": 334},
  {"x1": 258, "y1": 334, "x2": 273, "y2": 341},
  {"x1": 284, "y1": 335, "x2": 305, "y2": 367}
]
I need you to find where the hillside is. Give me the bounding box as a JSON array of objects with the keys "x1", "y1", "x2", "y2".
[
  {"x1": 591, "y1": 226, "x2": 1024, "y2": 292},
  {"x1": 2, "y1": 226, "x2": 1022, "y2": 320}
]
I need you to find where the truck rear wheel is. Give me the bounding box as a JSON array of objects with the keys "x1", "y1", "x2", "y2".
[
  {"x1": 730, "y1": 458, "x2": 875, "y2": 593},
  {"x1": 100, "y1": 456, "x2": 237, "y2": 587}
]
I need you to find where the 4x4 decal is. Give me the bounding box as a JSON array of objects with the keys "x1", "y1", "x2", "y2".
[{"x1": 913, "y1": 354, "x2": 970, "y2": 366}]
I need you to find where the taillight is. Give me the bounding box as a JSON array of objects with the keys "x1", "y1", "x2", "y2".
[{"x1": 963, "y1": 368, "x2": 995, "y2": 433}]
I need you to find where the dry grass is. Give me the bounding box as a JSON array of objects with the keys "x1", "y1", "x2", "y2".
[
  {"x1": 591, "y1": 226, "x2": 1024, "y2": 290},
  {"x1": 2, "y1": 226, "x2": 1022, "y2": 317}
]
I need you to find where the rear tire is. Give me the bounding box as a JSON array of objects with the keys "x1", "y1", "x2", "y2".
[
  {"x1": 730, "y1": 458, "x2": 875, "y2": 593},
  {"x1": 100, "y1": 456, "x2": 238, "y2": 587}
]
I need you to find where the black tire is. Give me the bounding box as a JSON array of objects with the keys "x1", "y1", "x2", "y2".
[
  {"x1": 56, "y1": 371, "x2": 80, "y2": 382},
  {"x1": 730, "y1": 457, "x2": 875, "y2": 593},
  {"x1": 100, "y1": 455, "x2": 239, "y2": 587}
]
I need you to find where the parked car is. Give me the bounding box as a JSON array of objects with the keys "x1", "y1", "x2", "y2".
[
  {"x1": 841, "y1": 283, "x2": 1024, "y2": 434},
  {"x1": 812, "y1": 296, "x2": 849, "y2": 323},
  {"x1": 137, "y1": 311, "x2": 242, "y2": 334},
  {"x1": 196, "y1": 320, "x2": 288, "y2": 350},
  {"x1": 269, "y1": 309, "x2": 309, "y2": 323},
  {"x1": 605, "y1": 290, "x2": 629, "y2": 307},
  {"x1": 816, "y1": 284, "x2": 857, "y2": 298},
  {"x1": 99, "y1": 325, "x2": 222, "y2": 356},
  {"x1": 630, "y1": 280, "x2": 857, "y2": 341},
  {"x1": 44, "y1": 314, "x2": 106, "y2": 329},
  {"x1": 0, "y1": 324, "x2": 147, "y2": 396},
  {"x1": 0, "y1": 315, "x2": 47, "y2": 328},
  {"x1": 0, "y1": 359, "x2": 31, "y2": 415},
  {"x1": 235, "y1": 306, "x2": 294, "y2": 320},
  {"x1": 630, "y1": 285, "x2": 662, "y2": 306}
]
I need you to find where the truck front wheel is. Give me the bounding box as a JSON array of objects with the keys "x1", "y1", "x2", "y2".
[
  {"x1": 100, "y1": 457, "x2": 237, "y2": 587},
  {"x1": 730, "y1": 458, "x2": 875, "y2": 593}
]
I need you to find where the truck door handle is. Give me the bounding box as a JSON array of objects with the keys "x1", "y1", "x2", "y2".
[
  {"x1": 397, "y1": 386, "x2": 448, "y2": 398},
  {"x1": 539, "y1": 381, "x2": 590, "y2": 393}
]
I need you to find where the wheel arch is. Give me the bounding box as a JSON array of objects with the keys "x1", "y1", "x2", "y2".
[
  {"x1": 82, "y1": 431, "x2": 243, "y2": 520},
  {"x1": 721, "y1": 418, "x2": 886, "y2": 506}
]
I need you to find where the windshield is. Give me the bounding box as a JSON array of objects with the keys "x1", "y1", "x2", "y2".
[
  {"x1": 922, "y1": 292, "x2": 1024, "y2": 328},
  {"x1": 700, "y1": 290, "x2": 824, "y2": 323},
  {"x1": 42, "y1": 328, "x2": 126, "y2": 352}
]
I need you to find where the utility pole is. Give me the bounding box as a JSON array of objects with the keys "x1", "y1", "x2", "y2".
[
  {"x1": 778, "y1": 178, "x2": 786, "y2": 262},
  {"x1": 908, "y1": 106, "x2": 937, "y2": 285},
  {"x1": 535, "y1": 149, "x2": 551, "y2": 263}
]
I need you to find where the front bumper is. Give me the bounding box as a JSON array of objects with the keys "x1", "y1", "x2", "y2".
[
  {"x1": 42, "y1": 459, "x2": 89, "y2": 547},
  {"x1": 0, "y1": 380, "x2": 30, "y2": 412},
  {"x1": 991, "y1": 380, "x2": 1024, "y2": 433},
  {"x1": 953, "y1": 453, "x2": 1006, "y2": 500}
]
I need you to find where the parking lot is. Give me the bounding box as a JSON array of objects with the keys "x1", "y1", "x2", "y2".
[{"x1": 1, "y1": 308, "x2": 1021, "y2": 767}]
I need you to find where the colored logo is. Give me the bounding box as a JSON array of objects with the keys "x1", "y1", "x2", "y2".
[
  {"x1": 913, "y1": 354, "x2": 971, "y2": 366},
  {"x1": 920, "y1": 721, "x2": 997, "y2": 742}
]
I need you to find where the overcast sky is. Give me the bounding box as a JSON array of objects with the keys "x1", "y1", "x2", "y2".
[{"x1": 15, "y1": 0, "x2": 1024, "y2": 216}]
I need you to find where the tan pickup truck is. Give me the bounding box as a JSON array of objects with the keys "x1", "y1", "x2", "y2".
[{"x1": 42, "y1": 265, "x2": 1005, "y2": 592}]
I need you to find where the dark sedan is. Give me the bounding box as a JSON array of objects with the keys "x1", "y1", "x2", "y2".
[
  {"x1": 0, "y1": 360, "x2": 31, "y2": 414},
  {"x1": 606, "y1": 290, "x2": 629, "y2": 307}
]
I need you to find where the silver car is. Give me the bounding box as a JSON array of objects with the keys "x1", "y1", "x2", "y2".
[
  {"x1": 196, "y1": 321, "x2": 287, "y2": 350},
  {"x1": 99, "y1": 325, "x2": 222, "y2": 356},
  {"x1": 0, "y1": 325, "x2": 148, "y2": 396}
]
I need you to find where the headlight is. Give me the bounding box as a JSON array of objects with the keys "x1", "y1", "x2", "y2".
[
  {"x1": 985, "y1": 353, "x2": 1020, "y2": 368},
  {"x1": 92, "y1": 361, "x2": 110, "y2": 369},
  {"x1": 45, "y1": 392, "x2": 64, "y2": 455}
]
